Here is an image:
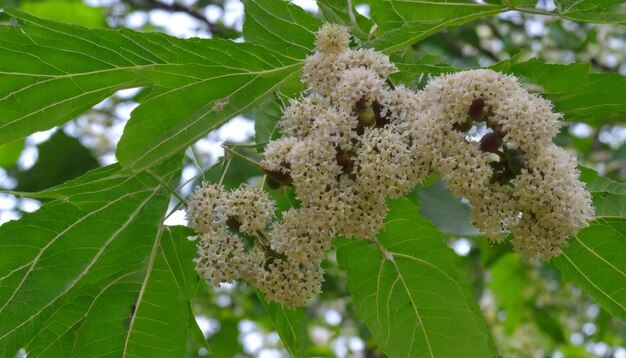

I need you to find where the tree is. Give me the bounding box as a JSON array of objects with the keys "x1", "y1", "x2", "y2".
[{"x1": 0, "y1": 1, "x2": 625, "y2": 357}]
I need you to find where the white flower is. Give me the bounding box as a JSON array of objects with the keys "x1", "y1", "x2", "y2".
[
  {"x1": 257, "y1": 258, "x2": 323, "y2": 308},
  {"x1": 194, "y1": 228, "x2": 249, "y2": 286},
  {"x1": 186, "y1": 182, "x2": 227, "y2": 234},
  {"x1": 228, "y1": 185, "x2": 275, "y2": 235},
  {"x1": 314, "y1": 23, "x2": 350, "y2": 54}
]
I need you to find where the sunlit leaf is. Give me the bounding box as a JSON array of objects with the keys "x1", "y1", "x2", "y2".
[
  {"x1": 243, "y1": 0, "x2": 321, "y2": 59},
  {"x1": 0, "y1": 8, "x2": 309, "y2": 171},
  {"x1": 367, "y1": 1, "x2": 504, "y2": 53},
  {"x1": 0, "y1": 158, "x2": 188, "y2": 356},
  {"x1": 336, "y1": 198, "x2": 497, "y2": 357},
  {"x1": 19, "y1": 0, "x2": 106, "y2": 28},
  {"x1": 123, "y1": 226, "x2": 203, "y2": 357},
  {"x1": 316, "y1": 0, "x2": 375, "y2": 40},
  {"x1": 0, "y1": 139, "x2": 24, "y2": 168},
  {"x1": 364, "y1": 1, "x2": 625, "y2": 54}
]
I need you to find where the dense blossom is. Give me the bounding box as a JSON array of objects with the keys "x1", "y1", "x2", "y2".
[
  {"x1": 420, "y1": 69, "x2": 593, "y2": 259},
  {"x1": 187, "y1": 24, "x2": 594, "y2": 307}
]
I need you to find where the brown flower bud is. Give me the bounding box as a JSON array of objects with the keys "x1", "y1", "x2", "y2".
[
  {"x1": 469, "y1": 98, "x2": 485, "y2": 121},
  {"x1": 479, "y1": 132, "x2": 502, "y2": 153},
  {"x1": 336, "y1": 149, "x2": 354, "y2": 174},
  {"x1": 355, "y1": 97, "x2": 369, "y2": 111}
]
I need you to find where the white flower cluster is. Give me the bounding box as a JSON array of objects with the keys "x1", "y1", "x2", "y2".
[
  {"x1": 188, "y1": 24, "x2": 594, "y2": 308},
  {"x1": 188, "y1": 182, "x2": 322, "y2": 307},
  {"x1": 420, "y1": 69, "x2": 594, "y2": 260},
  {"x1": 264, "y1": 24, "x2": 433, "y2": 249}
]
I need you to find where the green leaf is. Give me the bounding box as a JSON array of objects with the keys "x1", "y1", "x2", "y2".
[
  {"x1": 316, "y1": 0, "x2": 376, "y2": 40},
  {"x1": 0, "y1": 158, "x2": 184, "y2": 357},
  {"x1": 490, "y1": 253, "x2": 524, "y2": 332},
  {"x1": 550, "y1": 168, "x2": 626, "y2": 321},
  {"x1": 258, "y1": 292, "x2": 308, "y2": 358},
  {"x1": 367, "y1": 1, "x2": 505, "y2": 53},
  {"x1": 187, "y1": 305, "x2": 212, "y2": 354},
  {"x1": 19, "y1": 0, "x2": 106, "y2": 28},
  {"x1": 555, "y1": 0, "x2": 626, "y2": 24},
  {"x1": 12, "y1": 131, "x2": 99, "y2": 192},
  {"x1": 243, "y1": 0, "x2": 322, "y2": 59},
  {"x1": 0, "y1": 9, "x2": 305, "y2": 172},
  {"x1": 363, "y1": 1, "x2": 625, "y2": 54},
  {"x1": 206, "y1": 316, "x2": 241, "y2": 357},
  {"x1": 417, "y1": 179, "x2": 481, "y2": 236},
  {"x1": 580, "y1": 167, "x2": 626, "y2": 194},
  {"x1": 253, "y1": 95, "x2": 285, "y2": 153},
  {"x1": 336, "y1": 198, "x2": 497, "y2": 358},
  {"x1": 552, "y1": 218, "x2": 626, "y2": 322},
  {"x1": 123, "y1": 225, "x2": 203, "y2": 357},
  {"x1": 493, "y1": 59, "x2": 626, "y2": 126},
  {"x1": 580, "y1": 167, "x2": 626, "y2": 218},
  {"x1": 0, "y1": 139, "x2": 24, "y2": 168}
]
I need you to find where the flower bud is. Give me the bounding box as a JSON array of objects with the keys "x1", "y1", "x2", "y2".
[
  {"x1": 479, "y1": 132, "x2": 501, "y2": 153},
  {"x1": 358, "y1": 107, "x2": 376, "y2": 126},
  {"x1": 508, "y1": 155, "x2": 525, "y2": 176},
  {"x1": 469, "y1": 98, "x2": 485, "y2": 121}
]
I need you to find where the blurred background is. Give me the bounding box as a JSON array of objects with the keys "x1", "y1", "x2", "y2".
[{"x1": 0, "y1": 0, "x2": 625, "y2": 357}]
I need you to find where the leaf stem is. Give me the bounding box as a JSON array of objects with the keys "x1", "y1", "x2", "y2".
[
  {"x1": 146, "y1": 169, "x2": 188, "y2": 207},
  {"x1": 177, "y1": 159, "x2": 224, "y2": 191},
  {"x1": 218, "y1": 157, "x2": 232, "y2": 186},
  {"x1": 220, "y1": 144, "x2": 262, "y2": 167},
  {"x1": 222, "y1": 141, "x2": 268, "y2": 148}
]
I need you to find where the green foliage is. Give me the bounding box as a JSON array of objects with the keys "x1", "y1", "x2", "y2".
[
  {"x1": 0, "y1": 140, "x2": 23, "y2": 168},
  {"x1": 493, "y1": 59, "x2": 626, "y2": 126},
  {"x1": 553, "y1": 169, "x2": 626, "y2": 321},
  {"x1": 336, "y1": 199, "x2": 497, "y2": 357},
  {"x1": 0, "y1": 158, "x2": 208, "y2": 356},
  {"x1": 417, "y1": 179, "x2": 481, "y2": 236},
  {"x1": 553, "y1": 218, "x2": 626, "y2": 322},
  {"x1": 258, "y1": 292, "x2": 308, "y2": 358},
  {"x1": 12, "y1": 131, "x2": 99, "y2": 192},
  {"x1": 1, "y1": 0, "x2": 625, "y2": 356},
  {"x1": 19, "y1": 0, "x2": 106, "y2": 28},
  {"x1": 490, "y1": 254, "x2": 525, "y2": 332}
]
